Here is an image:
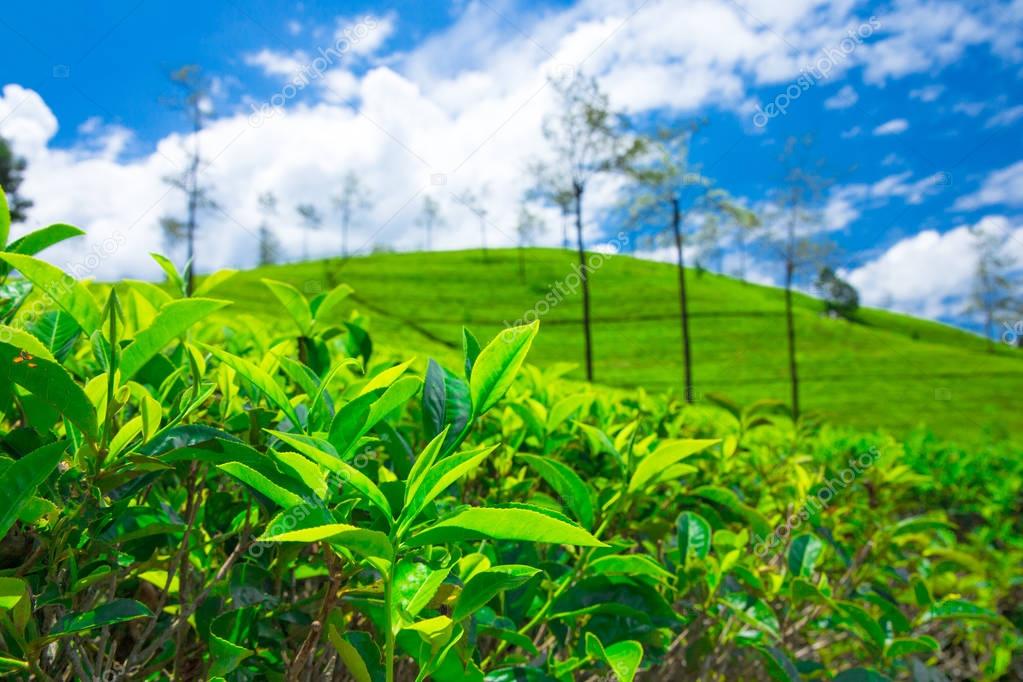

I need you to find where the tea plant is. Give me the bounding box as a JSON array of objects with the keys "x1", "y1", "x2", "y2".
[{"x1": 0, "y1": 188, "x2": 1020, "y2": 680}]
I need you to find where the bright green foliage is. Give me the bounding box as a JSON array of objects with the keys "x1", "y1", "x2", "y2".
[
  {"x1": 0, "y1": 196, "x2": 1019, "y2": 681},
  {"x1": 216, "y1": 249, "x2": 1023, "y2": 440}
]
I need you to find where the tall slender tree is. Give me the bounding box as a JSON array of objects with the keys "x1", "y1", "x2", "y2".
[
  {"x1": 295, "y1": 203, "x2": 323, "y2": 263},
  {"x1": 624, "y1": 128, "x2": 751, "y2": 401},
  {"x1": 0, "y1": 136, "x2": 31, "y2": 223},
  {"x1": 160, "y1": 65, "x2": 217, "y2": 295},
  {"x1": 257, "y1": 191, "x2": 281, "y2": 266},
  {"x1": 964, "y1": 224, "x2": 1021, "y2": 350},
  {"x1": 531, "y1": 73, "x2": 642, "y2": 381},
  {"x1": 333, "y1": 171, "x2": 373, "y2": 259},
  {"x1": 455, "y1": 187, "x2": 491, "y2": 262},
  {"x1": 416, "y1": 196, "x2": 444, "y2": 251},
  {"x1": 525, "y1": 182, "x2": 572, "y2": 248},
  {"x1": 764, "y1": 136, "x2": 834, "y2": 420},
  {"x1": 726, "y1": 201, "x2": 762, "y2": 282},
  {"x1": 694, "y1": 214, "x2": 724, "y2": 273},
  {"x1": 515, "y1": 204, "x2": 545, "y2": 282}
]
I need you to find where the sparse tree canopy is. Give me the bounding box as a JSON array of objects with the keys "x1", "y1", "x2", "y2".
[
  {"x1": 531, "y1": 72, "x2": 643, "y2": 381},
  {"x1": 333, "y1": 171, "x2": 373, "y2": 258},
  {"x1": 160, "y1": 64, "x2": 217, "y2": 294},
  {"x1": 0, "y1": 136, "x2": 31, "y2": 224},
  {"x1": 621, "y1": 123, "x2": 755, "y2": 402},
  {"x1": 515, "y1": 205, "x2": 544, "y2": 246},
  {"x1": 257, "y1": 191, "x2": 280, "y2": 266},
  {"x1": 296, "y1": 203, "x2": 323, "y2": 228},
  {"x1": 454, "y1": 186, "x2": 491, "y2": 261},
  {"x1": 295, "y1": 202, "x2": 323, "y2": 262},
  {"x1": 764, "y1": 135, "x2": 836, "y2": 420},
  {"x1": 964, "y1": 224, "x2": 1021, "y2": 349},
  {"x1": 415, "y1": 195, "x2": 444, "y2": 250},
  {"x1": 815, "y1": 266, "x2": 859, "y2": 319},
  {"x1": 515, "y1": 203, "x2": 545, "y2": 281}
]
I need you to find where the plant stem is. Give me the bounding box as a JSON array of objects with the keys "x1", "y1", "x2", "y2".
[
  {"x1": 384, "y1": 565, "x2": 396, "y2": 682},
  {"x1": 483, "y1": 492, "x2": 626, "y2": 669}
]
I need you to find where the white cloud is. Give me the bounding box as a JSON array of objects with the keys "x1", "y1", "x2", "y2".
[
  {"x1": 823, "y1": 191, "x2": 861, "y2": 230},
  {"x1": 2, "y1": 0, "x2": 1022, "y2": 285},
  {"x1": 818, "y1": 171, "x2": 951, "y2": 239},
  {"x1": 859, "y1": 0, "x2": 1016, "y2": 84},
  {"x1": 873, "y1": 118, "x2": 909, "y2": 135},
  {"x1": 339, "y1": 13, "x2": 395, "y2": 56},
  {"x1": 985, "y1": 104, "x2": 1023, "y2": 127},
  {"x1": 244, "y1": 49, "x2": 309, "y2": 78},
  {"x1": 909, "y1": 84, "x2": 944, "y2": 102},
  {"x1": 954, "y1": 161, "x2": 1023, "y2": 210},
  {"x1": 841, "y1": 125, "x2": 862, "y2": 138},
  {"x1": 869, "y1": 170, "x2": 949, "y2": 204},
  {"x1": 843, "y1": 216, "x2": 1023, "y2": 319},
  {"x1": 953, "y1": 100, "x2": 986, "y2": 117},
  {"x1": 824, "y1": 84, "x2": 858, "y2": 109}
]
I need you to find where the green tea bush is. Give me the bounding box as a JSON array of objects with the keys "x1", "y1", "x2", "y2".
[{"x1": 0, "y1": 191, "x2": 1020, "y2": 680}]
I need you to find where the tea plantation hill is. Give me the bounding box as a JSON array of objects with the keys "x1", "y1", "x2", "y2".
[{"x1": 206, "y1": 247, "x2": 1022, "y2": 442}]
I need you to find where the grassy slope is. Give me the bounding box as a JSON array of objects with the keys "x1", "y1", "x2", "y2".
[{"x1": 211, "y1": 247, "x2": 1022, "y2": 440}]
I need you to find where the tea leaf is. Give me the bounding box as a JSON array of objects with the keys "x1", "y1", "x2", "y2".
[
  {"x1": 0, "y1": 253, "x2": 102, "y2": 333},
  {"x1": 584, "y1": 633, "x2": 643, "y2": 682},
  {"x1": 121, "y1": 298, "x2": 230, "y2": 379},
  {"x1": 629, "y1": 439, "x2": 719, "y2": 492},
  {"x1": 453, "y1": 565, "x2": 541, "y2": 621},
  {"x1": 518, "y1": 453, "x2": 594, "y2": 529},
  {"x1": 676, "y1": 511, "x2": 712, "y2": 563},
  {"x1": 49, "y1": 599, "x2": 153, "y2": 638},
  {"x1": 409, "y1": 506, "x2": 605, "y2": 547},
  {"x1": 469, "y1": 322, "x2": 538, "y2": 416},
  {"x1": 787, "y1": 534, "x2": 823, "y2": 578},
  {"x1": 262, "y1": 278, "x2": 313, "y2": 333},
  {"x1": 202, "y1": 344, "x2": 301, "y2": 427},
  {"x1": 0, "y1": 341, "x2": 98, "y2": 441},
  {"x1": 0, "y1": 441, "x2": 66, "y2": 539}
]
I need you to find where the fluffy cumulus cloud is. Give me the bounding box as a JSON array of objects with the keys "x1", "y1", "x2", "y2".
[
  {"x1": 858, "y1": 0, "x2": 1022, "y2": 84},
  {"x1": 1, "y1": 0, "x2": 1021, "y2": 287},
  {"x1": 843, "y1": 216, "x2": 1023, "y2": 319},
  {"x1": 824, "y1": 84, "x2": 859, "y2": 109},
  {"x1": 955, "y1": 161, "x2": 1023, "y2": 210},
  {"x1": 873, "y1": 117, "x2": 909, "y2": 135}
]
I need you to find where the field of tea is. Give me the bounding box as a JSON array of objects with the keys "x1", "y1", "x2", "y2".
[
  {"x1": 1, "y1": 192, "x2": 1021, "y2": 681},
  {"x1": 215, "y1": 248, "x2": 1023, "y2": 442}
]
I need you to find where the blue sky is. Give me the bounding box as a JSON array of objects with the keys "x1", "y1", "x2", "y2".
[{"x1": 1, "y1": 0, "x2": 1021, "y2": 331}]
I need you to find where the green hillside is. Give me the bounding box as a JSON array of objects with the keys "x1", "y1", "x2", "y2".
[{"x1": 210, "y1": 247, "x2": 1022, "y2": 440}]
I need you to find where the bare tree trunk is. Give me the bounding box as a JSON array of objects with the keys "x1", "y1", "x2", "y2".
[
  {"x1": 985, "y1": 309, "x2": 994, "y2": 352},
  {"x1": 672, "y1": 197, "x2": 694, "y2": 403},
  {"x1": 480, "y1": 217, "x2": 488, "y2": 262},
  {"x1": 738, "y1": 231, "x2": 746, "y2": 282},
  {"x1": 784, "y1": 259, "x2": 800, "y2": 420},
  {"x1": 185, "y1": 102, "x2": 200, "y2": 296},
  {"x1": 562, "y1": 213, "x2": 569, "y2": 249},
  {"x1": 574, "y1": 183, "x2": 593, "y2": 382}
]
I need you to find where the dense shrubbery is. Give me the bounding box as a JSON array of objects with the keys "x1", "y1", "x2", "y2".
[{"x1": 0, "y1": 194, "x2": 1021, "y2": 680}]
